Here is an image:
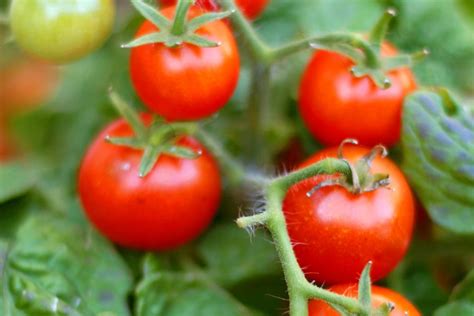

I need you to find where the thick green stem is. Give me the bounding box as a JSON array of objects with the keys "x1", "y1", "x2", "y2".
[
  {"x1": 246, "y1": 63, "x2": 271, "y2": 164},
  {"x1": 170, "y1": 0, "x2": 193, "y2": 35},
  {"x1": 238, "y1": 158, "x2": 369, "y2": 315}
]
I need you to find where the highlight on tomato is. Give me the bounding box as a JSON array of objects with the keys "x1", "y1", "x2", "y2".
[
  {"x1": 9, "y1": 0, "x2": 115, "y2": 63},
  {"x1": 129, "y1": 4, "x2": 240, "y2": 121},
  {"x1": 78, "y1": 116, "x2": 221, "y2": 250},
  {"x1": 283, "y1": 145, "x2": 415, "y2": 285},
  {"x1": 298, "y1": 42, "x2": 417, "y2": 147},
  {"x1": 308, "y1": 284, "x2": 421, "y2": 316}
]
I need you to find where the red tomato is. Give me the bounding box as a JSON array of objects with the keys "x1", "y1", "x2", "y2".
[
  {"x1": 298, "y1": 42, "x2": 417, "y2": 147},
  {"x1": 282, "y1": 145, "x2": 415, "y2": 284},
  {"x1": 0, "y1": 56, "x2": 59, "y2": 112},
  {"x1": 78, "y1": 116, "x2": 221, "y2": 250},
  {"x1": 159, "y1": 0, "x2": 269, "y2": 19},
  {"x1": 309, "y1": 284, "x2": 421, "y2": 316},
  {"x1": 130, "y1": 6, "x2": 240, "y2": 121}
]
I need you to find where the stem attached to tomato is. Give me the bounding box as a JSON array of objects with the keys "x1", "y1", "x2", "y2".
[
  {"x1": 170, "y1": 0, "x2": 194, "y2": 36},
  {"x1": 237, "y1": 158, "x2": 369, "y2": 315}
]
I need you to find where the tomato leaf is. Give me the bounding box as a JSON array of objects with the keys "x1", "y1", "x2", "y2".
[
  {"x1": 358, "y1": 261, "x2": 372, "y2": 310},
  {"x1": 196, "y1": 224, "x2": 281, "y2": 286},
  {"x1": 0, "y1": 162, "x2": 35, "y2": 204},
  {"x1": 1, "y1": 214, "x2": 133, "y2": 316},
  {"x1": 451, "y1": 269, "x2": 474, "y2": 302},
  {"x1": 434, "y1": 268, "x2": 474, "y2": 315},
  {"x1": 134, "y1": 272, "x2": 254, "y2": 316},
  {"x1": 401, "y1": 90, "x2": 474, "y2": 234}
]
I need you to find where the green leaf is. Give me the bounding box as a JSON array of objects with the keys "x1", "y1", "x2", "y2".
[
  {"x1": 162, "y1": 145, "x2": 200, "y2": 160},
  {"x1": 1, "y1": 214, "x2": 132, "y2": 316},
  {"x1": 451, "y1": 270, "x2": 474, "y2": 302},
  {"x1": 135, "y1": 272, "x2": 244, "y2": 316},
  {"x1": 358, "y1": 261, "x2": 372, "y2": 310},
  {"x1": 401, "y1": 90, "x2": 474, "y2": 234},
  {"x1": 0, "y1": 162, "x2": 35, "y2": 204},
  {"x1": 196, "y1": 224, "x2": 280, "y2": 286},
  {"x1": 434, "y1": 301, "x2": 474, "y2": 316}
]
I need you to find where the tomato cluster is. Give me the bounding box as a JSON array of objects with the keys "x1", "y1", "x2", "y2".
[{"x1": 64, "y1": 0, "x2": 419, "y2": 313}]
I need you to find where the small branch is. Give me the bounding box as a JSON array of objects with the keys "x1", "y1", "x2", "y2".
[
  {"x1": 236, "y1": 211, "x2": 270, "y2": 229},
  {"x1": 170, "y1": 0, "x2": 194, "y2": 36},
  {"x1": 273, "y1": 158, "x2": 351, "y2": 191}
]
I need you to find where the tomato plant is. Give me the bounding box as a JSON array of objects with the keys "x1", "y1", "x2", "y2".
[
  {"x1": 298, "y1": 42, "x2": 417, "y2": 147},
  {"x1": 159, "y1": 0, "x2": 269, "y2": 19},
  {"x1": 78, "y1": 116, "x2": 221, "y2": 250},
  {"x1": 308, "y1": 284, "x2": 421, "y2": 316},
  {"x1": 130, "y1": 5, "x2": 240, "y2": 121},
  {"x1": 1, "y1": 1, "x2": 473, "y2": 316},
  {"x1": 283, "y1": 145, "x2": 415, "y2": 284},
  {"x1": 9, "y1": 0, "x2": 115, "y2": 63}
]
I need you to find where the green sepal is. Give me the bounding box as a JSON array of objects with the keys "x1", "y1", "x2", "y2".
[
  {"x1": 122, "y1": 32, "x2": 169, "y2": 48},
  {"x1": 187, "y1": 11, "x2": 234, "y2": 32},
  {"x1": 131, "y1": 0, "x2": 170, "y2": 30},
  {"x1": 372, "y1": 302, "x2": 395, "y2": 316},
  {"x1": 327, "y1": 303, "x2": 351, "y2": 315},
  {"x1": 139, "y1": 146, "x2": 162, "y2": 178},
  {"x1": 105, "y1": 136, "x2": 145, "y2": 149},
  {"x1": 109, "y1": 89, "x2": 147, "y2": 140},
  {"x1": 358, "y1": 261, "x2": 372, "y2": 311},
  {"x1": 163, "y1": 145, "x2": 201, "y2": 159},
  {"x1": 183, "y1": 34, "x2": 221, "y2": 47},
  {"x1": 351, "y1": 65, "x2": 391, "y2": 89},
  {"x1": 369, "y1": 8, "x2": 396, "y2": 51}
]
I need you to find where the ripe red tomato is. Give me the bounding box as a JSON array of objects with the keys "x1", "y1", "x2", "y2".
[
  {"x1": 282, "y1": 145, "x2": 415, "y2": 284},
  {"x1": 309, "y1": 284, "x2": 421, "y2": 316},
  {"x1": 159, "y1": 0, "x2": 269, "y2": 19},
  {"x1": 298, "y1": 42, "x2": 417, "y2": 147},
  {"x1": 78, "y1": 116, "x2": 221, "y2": 250},
  {"x1": 130, "y1": 6, "x2": 240, "y2": 121}
]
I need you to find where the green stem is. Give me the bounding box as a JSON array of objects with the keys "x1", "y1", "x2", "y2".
[
  {"x1": 170, "y1": 0, "x2": 193, "y2": 35},
  {"x1": 218, "y1": 0, "x2": 271, "y2": 61},
  {"x1": 246, "y1": 63, "x2": 271, "y2": 164},
  {"x1": 238, "y1": 158, "x2": 369, "y2": 315}
]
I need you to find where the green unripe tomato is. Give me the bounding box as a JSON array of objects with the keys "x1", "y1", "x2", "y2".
[{"x1": 10, "y1": 0, "x2": 115, "y2": 63}]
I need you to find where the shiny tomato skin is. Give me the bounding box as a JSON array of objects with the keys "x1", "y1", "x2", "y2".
[
  {"x1": 159, "y1": 0, "x2": 269, "y2": 19},
  {"x1": 282, "y1": 146, "x2": 415, "y2": 285},
  {"x1": 309, "y1": 284, "x2": 421, "y2": 316},
  {"x1": 130, "y1": 6, "x2": 240, "y2": 121},
  {"x1": 298, "y1": 42, "x2": 417, "y2": 147},
  {"x1": 78, "y1": 117, "x2": 221, "y2": 250},
  {"x1": 10, "y1": 0, "x2": 115, "y2": 63}
]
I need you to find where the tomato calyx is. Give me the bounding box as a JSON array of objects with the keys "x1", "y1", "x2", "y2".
[
  {"x1": 107, "y1": 90, "x2": 200, "y2": 177},
  {"x1": 123, "y1": 0, "x2": 233, "y2": 48},
  {"x1": 306, "y1": 139, "x2": 391, "y2": 196},
  {"x1": 312, "y1": 9, "x2": 428, "y2": 89}
]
